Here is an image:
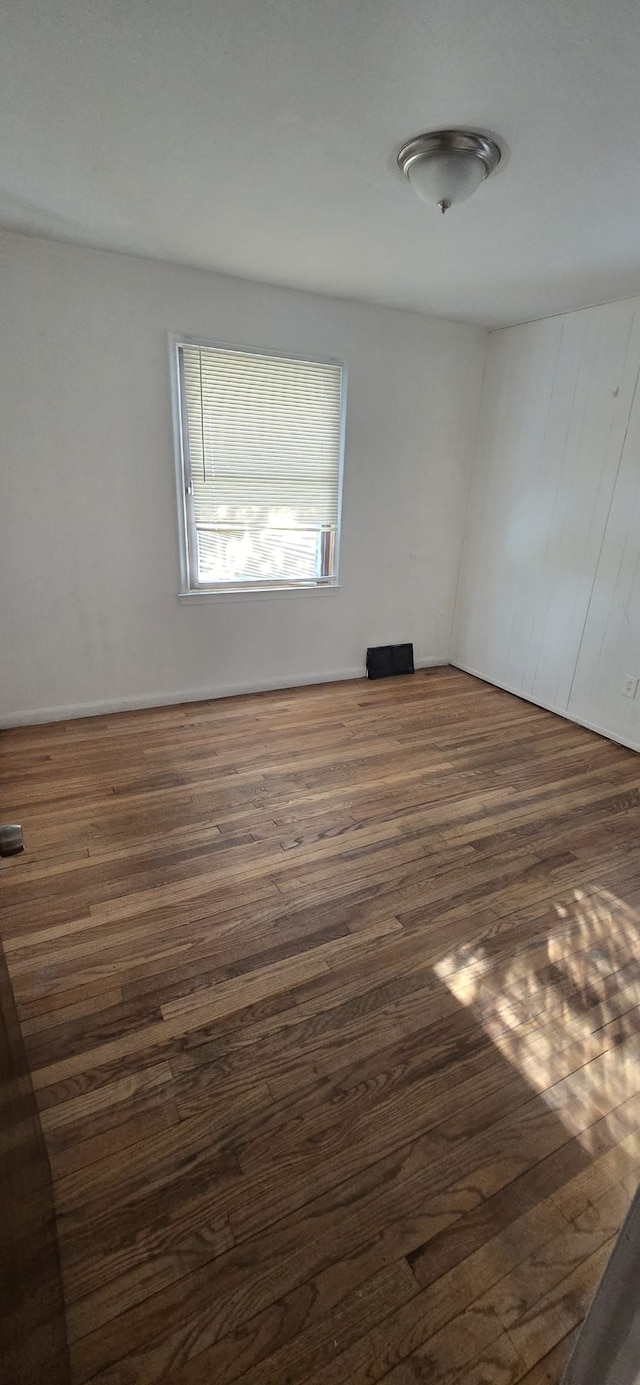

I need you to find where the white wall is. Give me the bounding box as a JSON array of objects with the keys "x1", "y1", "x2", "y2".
[
  {"x1": 453, "y1": 297, "x2": 640, "y2": 751},
  {"x1": 0, "y1": 232, "x2": 485, "y2": 725}
]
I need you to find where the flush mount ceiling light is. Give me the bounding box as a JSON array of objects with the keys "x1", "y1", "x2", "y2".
[{"x1": 397, "y1": 128, "x2": 502, "y2": 214}]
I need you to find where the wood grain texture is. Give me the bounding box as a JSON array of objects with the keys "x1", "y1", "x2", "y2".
[{"x1": 1, "y1": 667, "x2": 639, "y2": 1384}]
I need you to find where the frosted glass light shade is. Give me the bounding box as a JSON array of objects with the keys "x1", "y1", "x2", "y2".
[
  {"x1": 406, "y1": 150, "x2": 488, "y2": 207},
  {"x1": 397, "y1": 129, "x2": 502, "y2": 213}
]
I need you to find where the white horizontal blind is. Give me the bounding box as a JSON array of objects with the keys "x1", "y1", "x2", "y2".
[{"x1": 179, "y1": 343, "x2": 344, "y2": 588}]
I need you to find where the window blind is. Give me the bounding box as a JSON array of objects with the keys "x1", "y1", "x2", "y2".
[{"x1": 178, "y1": 343, "x2": 344, "y2": 588}]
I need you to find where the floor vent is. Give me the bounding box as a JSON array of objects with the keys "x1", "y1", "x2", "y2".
[{"x1": 366, "y1": 644, "x2": 415, "y2": 680}]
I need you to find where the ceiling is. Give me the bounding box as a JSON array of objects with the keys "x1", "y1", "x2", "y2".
[{"x1": 2, "y1": 0, "x2": 640, "y2": 328}]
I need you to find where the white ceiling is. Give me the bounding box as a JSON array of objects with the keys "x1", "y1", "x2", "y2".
[{"x1": 2, "y1": 0, "x2": 640, "y2": 328}]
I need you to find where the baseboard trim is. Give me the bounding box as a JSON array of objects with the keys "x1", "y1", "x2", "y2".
[
  {"x1": 451, "y1": 660, "x2": 640, "y2": 754},
  {"x1": 1, "y1": 656, "x2": 449, "y2": 728},
  {"x1": 415, "y1": 657, "x2": 450, "y2": 671}
]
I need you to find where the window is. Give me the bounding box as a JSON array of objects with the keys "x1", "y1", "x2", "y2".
[{"x1": 172, "y1": 339, "x2": 346, "y2": 594}]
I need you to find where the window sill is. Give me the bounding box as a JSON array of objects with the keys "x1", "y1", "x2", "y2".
[{"x1": 177, "y1": 584, "x2": 342, "y2": 605}]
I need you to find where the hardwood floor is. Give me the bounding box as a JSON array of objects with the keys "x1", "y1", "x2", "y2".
[{"x1": 1, "y1": 667, "x2": 640, "y2": 1384}]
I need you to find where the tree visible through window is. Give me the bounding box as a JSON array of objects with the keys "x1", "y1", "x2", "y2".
[{"x1": 174, "y1": 341, "x2": 345, "y2": 592}]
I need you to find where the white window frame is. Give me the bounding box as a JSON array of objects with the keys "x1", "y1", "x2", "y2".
[{"x1": 169, "y1": 334, "x2": 347, "y2": 600}]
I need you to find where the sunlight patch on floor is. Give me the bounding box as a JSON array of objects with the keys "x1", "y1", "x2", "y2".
[{"x1": 434, "y1": 887, "x2": 640, "y2": 1154}]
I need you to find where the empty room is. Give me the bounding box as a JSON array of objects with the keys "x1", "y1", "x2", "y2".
[{"x1": 1, "y1": 1, "x2": 640, "y2": 1382}]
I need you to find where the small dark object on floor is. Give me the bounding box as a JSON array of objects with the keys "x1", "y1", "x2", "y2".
[
  {"x1": 366, "y1": 643, "x2": 415, "y2": 680},
  {"x1": 0, "y1": 825, "x2": 24, "y2": 857}
]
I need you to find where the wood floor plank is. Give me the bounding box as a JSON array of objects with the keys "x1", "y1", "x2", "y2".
[
  {"x1": 504, "y1": 1236, "x2": 616, "y2": 1370},
  {"x1": 183, "y1": 1257, "x2": 419, "y2": 1385},
  {"x1": 512, "y1": 1327, "x2": 579, "y2": 1383},
  {"x1": 39, "y1": 1060, "x2": 173, "y2": 1132},
  {"x1": 483, "y1": 1182, "x2": 630, "y2": 1333},
  {"x1": 2, "y1": 668, "x2": 639, "y2": 1385}
]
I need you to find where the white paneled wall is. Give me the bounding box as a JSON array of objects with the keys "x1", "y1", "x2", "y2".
[
  {"x1": 569, "y1": 375, "x2": 640, "y2": 746},
  {"x1": 454, "y1": 298, "x2": 640, "y2": 751}
]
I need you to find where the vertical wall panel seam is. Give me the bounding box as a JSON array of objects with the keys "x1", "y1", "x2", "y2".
[{"x1": 566, "y1": 354, "x2": 640, "y2": 712}]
